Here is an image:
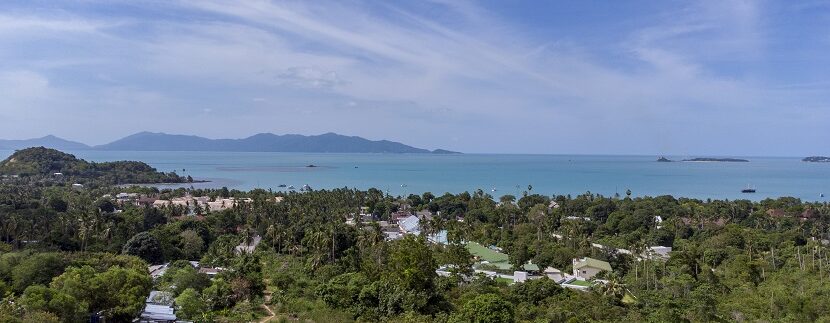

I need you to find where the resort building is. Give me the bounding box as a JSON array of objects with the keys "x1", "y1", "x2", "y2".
[
  {"x1": 138, "y1": 291, "x2": 176, "y2": 322},
  {"x1": 398, "y1": 215, "x2": 420, "y2": 234},
  {"x1": 572, "y1": 257, "x2": 612, "y2": 280},
  {"x1": 148, "y1": 263, "x2": 169, "y2": 280},
  {"x1": 543, "y1": 267, "x2": 565, "y2": 282},
  {"x1": 151, "y1": 195, "x2": 253, "y2": 214},
  {"x1": 514, "y1": 271, "x2": 529, "y2": 283}
]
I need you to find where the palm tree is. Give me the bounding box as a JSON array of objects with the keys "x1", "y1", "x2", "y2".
[
  {"x1": 630, "y1": 242, "x2": 644, "y2": 283},
  {"x1": 599, "y1": 274, "x2": 625, "y2": 300},
  {"x1": 306, "y1": 229, "x2": 330, "y2": 269},
  {"x1": 265, "y1": 225, "x2": 279, "y2": 252}
]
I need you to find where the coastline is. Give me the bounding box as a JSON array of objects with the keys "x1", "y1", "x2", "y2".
[
  {"x1": 3, "y1": 150, "x2": 825, "y2": 202},
  {"x1": 120, "y1": 179, "x2": 211, "y2": 187}
]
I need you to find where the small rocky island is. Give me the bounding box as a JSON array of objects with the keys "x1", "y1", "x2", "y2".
[
  {"x1": 657, "y1": 156, "x2": 673, "y2": 162},
  {"x1": 803, "y1": 156, "x2": 830, "y2": 162},
  {"x1": 683, "y1": 158, "x2": 749, "y2": 162}
]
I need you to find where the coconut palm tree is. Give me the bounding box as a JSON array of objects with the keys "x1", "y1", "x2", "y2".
[{"x1": 599, "y1": 274, "x2": 626, "y2": 301}]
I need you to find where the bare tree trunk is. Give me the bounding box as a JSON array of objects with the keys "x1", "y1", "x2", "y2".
[{"x1": 820, "y1": 248, "x2": 824, "y2": 285}]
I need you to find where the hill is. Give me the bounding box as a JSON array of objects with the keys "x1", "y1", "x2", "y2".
[
  {"x1": 0, "y1": 135, "x2": 90, "y2": 151},
  {"x1": 803, "y1": 156, "x2": 830, "y2": 162},
  {"x1": 94, "y1": 132, "x2": 457, "y2": 153},
  {"x1": 0, "y1": 147, "x2": 187, "y2": 186}
]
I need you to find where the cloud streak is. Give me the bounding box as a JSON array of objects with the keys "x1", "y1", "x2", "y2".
[{"x1": 0, "y1": 0, "x2": 826, "y2": 155}]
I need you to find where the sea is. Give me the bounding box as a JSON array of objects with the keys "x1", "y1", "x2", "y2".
[{"x1": 1, "y1": 150, "x2": 828, "y2": 202}]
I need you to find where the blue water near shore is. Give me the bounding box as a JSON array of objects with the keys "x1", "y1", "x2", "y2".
[{"x1": 2, "y1": 150, "x2": 828, "y2": 202}]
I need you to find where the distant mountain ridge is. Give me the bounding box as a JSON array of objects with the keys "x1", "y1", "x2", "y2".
[
  {"x1": 0, "y1": 132, "x2": 459, "y2": 154},
  {"x1": 0, "y1": 135, "x2": 90, "y2": 151}
]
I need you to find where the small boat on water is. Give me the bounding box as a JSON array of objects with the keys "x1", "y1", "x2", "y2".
[
  {"x1": 741, "y1": 185, "x2": 756, "y2": 193},
  {"x1": 288, "y1": 185, "x2": 295, "y2": 190},
  {"x1": 277, "y1": 184, "x2": 287, "y2": 188},
  {"x1": 491, "y1": 187, "x2": 497, "y2": 192}
]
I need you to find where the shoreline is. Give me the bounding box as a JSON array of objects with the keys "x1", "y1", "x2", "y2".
[{"x1": 120, "y1": 179, "x2": 211, "y2": 187}]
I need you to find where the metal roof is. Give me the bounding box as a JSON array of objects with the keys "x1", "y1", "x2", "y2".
[
  {"x1": 573, "y1": 257, "x2": 612, "y2": 272},
  {"x1": 398, "y1": 215, "x2": 420, "y2": 233}
]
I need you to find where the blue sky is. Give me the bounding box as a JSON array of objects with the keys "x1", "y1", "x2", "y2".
[{"x1": 0, "y1": 0, "x2": 828, "y2": 155}]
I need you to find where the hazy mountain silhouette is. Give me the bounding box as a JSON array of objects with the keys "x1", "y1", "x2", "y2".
[
  {"x1": 93, "y1": 132, "x2": 459, "y2": 154},
  {"x1": 0, "y1": 135, "x2": 91, "y2": 151}
]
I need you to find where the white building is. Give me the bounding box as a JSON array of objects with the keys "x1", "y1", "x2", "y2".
[{"x1": 572, "y1": 257, "x2": 612, "y2": 280}]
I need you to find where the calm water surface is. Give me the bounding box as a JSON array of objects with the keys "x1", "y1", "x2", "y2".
[{"x1": 2, "y1": 150, "x2": 828, "y2": 201}]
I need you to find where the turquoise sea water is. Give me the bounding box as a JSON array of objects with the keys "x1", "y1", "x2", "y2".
[{"x1": 1, "y1": 150, "x2": 828, "y2": 202}]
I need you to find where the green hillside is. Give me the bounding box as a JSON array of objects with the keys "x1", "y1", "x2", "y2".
[{"x1": 0, "y1": 147, "x2": 187, "y2": 186}]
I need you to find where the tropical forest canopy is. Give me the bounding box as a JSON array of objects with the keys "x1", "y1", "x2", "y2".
[{"x1": 0, "y1": 148, "x2": 829, "y2": 322}]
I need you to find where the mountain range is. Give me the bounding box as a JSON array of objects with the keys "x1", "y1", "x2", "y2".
[
  {"x1": 0, "y1": 135, "x2": 90, "y2": 151},
  {"x1": 0, "y1": 132, "x2": 459, "y2": 154}
]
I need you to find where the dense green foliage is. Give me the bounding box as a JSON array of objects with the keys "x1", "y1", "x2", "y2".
[
  {"x1": 0, "y1": 252, "x2": 150, "y2": 322},
  {"x1": 1, "y1": 151, "x2": 830, "y2": 321},
  {"x1": 0, "y1": 147, "x2": 187, "y2": 186},
  {"x1": 122, "y1": 232, "x2": 163, "y2": 264}
]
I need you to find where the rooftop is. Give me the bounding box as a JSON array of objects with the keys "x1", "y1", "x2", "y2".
[{"x1": 573, "y1": 257, "x2": 612, "y2": 272}]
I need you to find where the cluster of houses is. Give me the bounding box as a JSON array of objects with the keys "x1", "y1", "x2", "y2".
[
  {"x1": 439, "y1": 235, "x2": 672, "y2": 291},
  {"x1": 151, "y1": 196, "x2": 254, "y2": 213},
  {"x1": 141, "y1": 261, "x2": 219, "y2": 323},
  {"x1": 345, "y1": 202, "x2": 674, "y2": 293},
  {"x1": 443, "y1": 246, "x2": 669, "y2": 292},
  {"x1": 135, "y1": 196, "x2": 676, "y2": 321},
  {"x1": 346, "y1": 207, "x2": 448, "y2": 243},
  {"x1": 139, "y1": 236, "x2": 262, "y2": 322},
  {"x1": 104, "y1": 192, "x2": 285, "y2": 215}
]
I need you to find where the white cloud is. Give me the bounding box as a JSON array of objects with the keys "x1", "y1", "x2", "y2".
[
  {"x1": 0, "y1": 15, "x2": 104, "y2": 33},
  {"x1": 0, "y1": 1, "x2": 825, "y2": 155}
]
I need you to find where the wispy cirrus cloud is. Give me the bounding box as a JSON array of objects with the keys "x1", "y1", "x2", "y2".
[{"x1": 0, "y1": 0, "x2": 826, "y2": 155}]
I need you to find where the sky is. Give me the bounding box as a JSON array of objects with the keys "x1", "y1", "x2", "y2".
[{"x1": 0, "y1": 0, "x2": 828, "y2": 156}]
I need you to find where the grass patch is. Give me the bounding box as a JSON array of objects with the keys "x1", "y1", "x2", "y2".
[
  {"x1": 467, "y1": 242, "x2": 539, "y2": 272},
  {"x1": 466, "y1": 242, "x2": 508, "y2": 263}
]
